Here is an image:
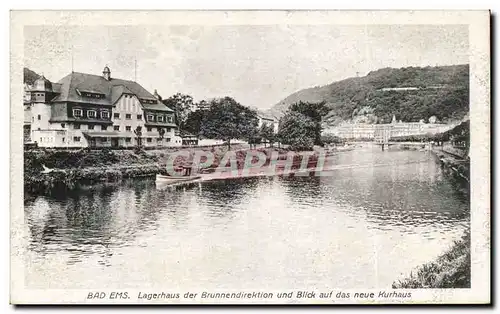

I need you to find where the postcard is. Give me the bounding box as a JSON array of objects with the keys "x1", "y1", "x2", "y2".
[{"x1": 10, "y1": 10, "x2": 490, "y2": 304}]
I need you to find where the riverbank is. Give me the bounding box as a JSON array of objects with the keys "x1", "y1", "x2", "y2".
[
  {"x1": 392, "y1": 231, "x2": 470, "y2": 288},
  {"x1": 24, "y1": 146, "x2": 321, "y2": 195},
  {"x1": 393, "y1": 146, "x2": 470, "y2": 288},
  {"x1": 432, "y1": 148, "x2": 469, "y2": 182},
  {"x1": 24, "y1": 149, "x2": 161, "y2": 195}
]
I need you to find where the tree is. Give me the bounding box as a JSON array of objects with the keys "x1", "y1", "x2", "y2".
[
  {"x1": 162, "y1": 93, "x2": 194, "y2": 130},
  {"x1": 184, "y1": 109, "x2": 207, "y2": 136},
  {"x1": 321, "y1": 133, "x2": 344, "y2": 146},
  {"x1": 269, "y1": 64, "x2": 469, "y2": 124},
  {"x1": 259, "y1": 123, "x2": 275, "y2": 147},
  {"x1": 134, "y1": 126, "x2": 143, "y2": 148},
  {"x1": 158, "y1": 127, "x2": 165, "y2": 139},
  {"x1": 277, "y1": 111, "x2": 316, "y2": 151},
  {"x1": 200, "y1": 97, "x2": 259, "y2": 149},
  {"x1": 289, "y1": 101, "x2": 329, "y2": 145}
]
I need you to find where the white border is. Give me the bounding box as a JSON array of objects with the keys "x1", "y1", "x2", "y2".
[{"x1": 8, "y1": 9, "x2": 490, "y2": 305}]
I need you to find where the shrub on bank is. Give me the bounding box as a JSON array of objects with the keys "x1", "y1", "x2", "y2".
[{"x1": 24, "y1": 164, "x2": 162, "y2": 195}]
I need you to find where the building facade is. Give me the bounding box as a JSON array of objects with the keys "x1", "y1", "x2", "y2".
[
  {"x1": 324, "y1": 115, "x2": 457, "y2": 140},
  {"x1": 257, "y1": 112, "x2": 279, "y2": 133},
  {"x1": 25, "y1": 66, "x2": 179, "y2": 148}
]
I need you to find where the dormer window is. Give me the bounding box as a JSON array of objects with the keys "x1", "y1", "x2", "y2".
[
  {"x1": 76, "y1": 89, "x2": 105, "y2": 99},
  {"x1": 167, "y1": 116, "x2": 173, "y2": 123},
  {"x1": 87, "y1": 110, "x2": 97, "y2": 118},
  {"x1": 140, "y1": 98, "x2": 156, "y2": 104},
  {"x1": 101, "y1": 111, "x2": 110, "y2": 119},
  {"x1": 73, "y1": 109, "x2": 83, "y2": 118},
  {"x1": 147, "y1": 115, "x2": 154, "y2": 122},
  {"x1": 157, "y1": 116, "x2": 164, "y2": 122}
]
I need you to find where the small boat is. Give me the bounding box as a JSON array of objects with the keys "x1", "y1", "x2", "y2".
[{"x1": 156, "y1": 174, "x2": 201, "y2": 182}]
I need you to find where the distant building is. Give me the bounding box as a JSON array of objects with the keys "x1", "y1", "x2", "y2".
[
  {"x1": 324, "y1": 116, "x2": 457, "y2": 140},
  {"x1": 428, "y1": 116, "x2": 438, "y2": 124},
  {"x1": 25, "y1": 66, "x2": 179, "y2": 148},
  {"x1": 257, "y1": 112, "x2": 279, "y2": 133},
  {"x1": 175, "y1": 130, "x2": 199, "y2": 146},
  {"x1": 378, "y1": 87, "x2": 420, "y2": 92}
]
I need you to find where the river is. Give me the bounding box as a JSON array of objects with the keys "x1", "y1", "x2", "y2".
[{"x1": 23, "y1": 147, "x2": 469, "y2": 289}]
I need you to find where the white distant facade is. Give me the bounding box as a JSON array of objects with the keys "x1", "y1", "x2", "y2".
[
  {"x1": 323, "y1": 115, "x2": 458, "y2": 140},
  {"x1": 257, "y1": 112, "x2": 279, "y2": 133}
]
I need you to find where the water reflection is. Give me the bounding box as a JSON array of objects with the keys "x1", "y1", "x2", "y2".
[{"x1": 24, "y1": 150, "x2": 470, "y2": 288}]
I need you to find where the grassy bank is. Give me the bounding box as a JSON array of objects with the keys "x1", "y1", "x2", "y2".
[
  {"x1": 433, "y1": 150, "x2": 470, "y2": 182},
  {"x1": 24, "y1": 148, "x2": 161, "y2": 195},
  {"x1": 393, "y1": 149, "x2": 470, "y2": 289},
  {"x1": 392, "y1": 231, "x2": 470, "y2": 288}
]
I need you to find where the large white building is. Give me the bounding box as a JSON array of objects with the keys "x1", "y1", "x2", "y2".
[
  {"x1": 324, "y1": 115, "x2": 457, "y2": 140},
  {"x1": 25, "y1": 66, "x2": 182, "y2": 148}
]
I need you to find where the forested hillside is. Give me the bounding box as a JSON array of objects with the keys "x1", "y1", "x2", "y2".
[
  {"x1": 269, "y1": 64, "x2": 469, "y2": 125},
  {"x1": 24, "y1": 67, "x2": 41, "y2": 85}
]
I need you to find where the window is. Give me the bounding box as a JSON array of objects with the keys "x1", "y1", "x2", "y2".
[
  {"x1": 61, "y1": 123, "x2": 65, "y2": 128},
  {"x1": 147, "y1": 138, "x2": 152, "y2": 143},
  {"x1": 125, "y1": 126, "x2": 131, "y2": 131},
  {"x1": 114, "y1": 126, "x2": 120, "y2": 131},
  {"x1": 114, "y1": 113, "x2": 120, "y2": 119},
  {"x1": 87, "y1": 110, "x2": 97, "y2": 118},
  {"x1": 166, "y1": 138, "x2": 171, "y2": 142},
  {"x1": 166, "y1": 127, "x2": 171, "y2": 132},
  {"x1": 167, "y1": 116, "x2": 173, "y2": 123},
  {"x1": 125, "y1": 114, "x2": 131, "y2": 120},
  {"x1": 100, "y1": 138, "x2": 108, "y2": 142},
  {"x1": 137, "y1": 114, "x2": 142, "y2": 120},
  {"x1": 100, "y1": 111, "x2": 110, "y2": 119},
  {"x1": 101, "y1": 125, "x2": 108, "y2": 131},
  {"x1": 73, "y1": 136, "x2": 81, "y2": 142},
  {"x1": 74, "y1": 124, "x2": 80, "y2": 130},
  {"x1": 37, "y1": 114, "x2": 41, "y2": 120},
  {"x1": 157, "y1": 116, "x2": 164, "y2": 122},
  {"x1": 88, "y1": 125, "x2": 95, "y2": 130},
  {"x1": 125, "y1": 137, "x2": 131, "y2": 143},
  {"x1": 147, "y1": 127, "x2": 153, "y2": 132},
  {"x1": 147, "y1": 115, "x2": 154, "y2": 122},
  {"x1": 62, "y1": 137, "x2": 65, "y2": 143},
  {"x1": 73, "y1": 109, "x2": 83, "y2": 117},
  {"x1": 157, "y1": 138, "x2": 162, "y2": 142}
]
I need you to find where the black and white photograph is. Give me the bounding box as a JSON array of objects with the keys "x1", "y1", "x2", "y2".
[{"x1": 9, "y1": 10, "x2": 490, "y2": 304}]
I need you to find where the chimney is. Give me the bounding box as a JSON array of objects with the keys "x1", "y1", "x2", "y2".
[
  {"x1": 153, "y1": 89, "x2": 162, "y2": 101},
  {"x1": 103, "y1": 65, "x2": 111, "y2": 81}
]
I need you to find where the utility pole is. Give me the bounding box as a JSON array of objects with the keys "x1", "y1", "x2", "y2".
[{"x1": 134, "y1": 58, "x2": 137, "y2": 82}]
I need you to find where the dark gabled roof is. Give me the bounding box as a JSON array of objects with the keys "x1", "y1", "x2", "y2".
[
  {"x1": 110, "y1": 85, "x2": 134, "y2": 105},
  {"x1": 51, "y1": 72, "x2": 173, "y2": 112},
  {"x1": 256, "y1": 109, "x2": 278, "y2": 121},
  {"x1": 178, "y1": 130, "x2": 197, "y2": 138}
]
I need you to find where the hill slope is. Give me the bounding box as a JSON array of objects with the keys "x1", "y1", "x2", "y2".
[
  {"x1": 24, "y1": 67, "x2": 41, "y2": 85},
  {"x1": 269, "y1": 64, "x2": 469, "y2": 125}
]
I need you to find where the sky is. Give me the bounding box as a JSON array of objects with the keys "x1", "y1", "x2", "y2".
[{"x1": 24, "y1": 24, "x2": 469, "y2": 110}]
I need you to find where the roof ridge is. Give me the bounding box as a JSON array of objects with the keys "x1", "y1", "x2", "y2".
[
  {"x1": 72, "y1": 71, "x2": 136, "y2": 83},
  {"x1": 65, "y1": 72, "x2": 75, "y2": 101}
]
